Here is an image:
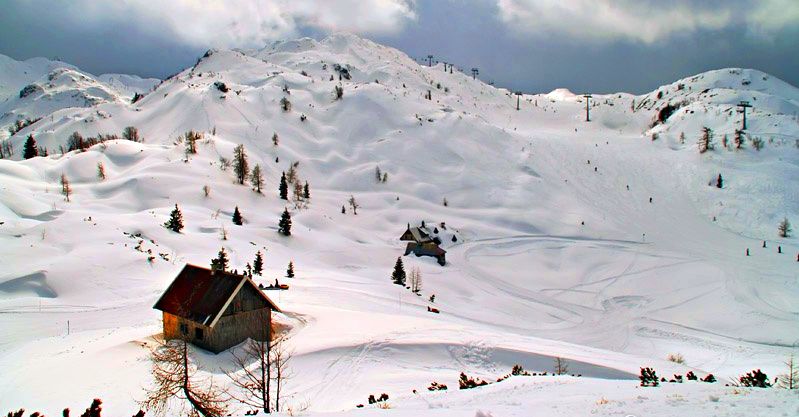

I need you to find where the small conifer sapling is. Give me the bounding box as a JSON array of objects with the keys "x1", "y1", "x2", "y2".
[
  {"x1": 253, "y1": 251, "x2": 264, "y2": 276},
  {"x1": 164, "y1": 204, "x2": 184, "y2": 232}
]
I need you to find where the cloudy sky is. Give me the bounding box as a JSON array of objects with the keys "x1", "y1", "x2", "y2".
[{"x1": 2, "y1": 0, "x2": 798, "y2": 93}]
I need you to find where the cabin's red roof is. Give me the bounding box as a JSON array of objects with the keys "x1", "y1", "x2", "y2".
[{"x1": 153, "y1": 264, "x2": 279, "y2": 327}]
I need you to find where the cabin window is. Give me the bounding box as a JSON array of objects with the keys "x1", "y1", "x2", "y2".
[
  {"x1": 179, "y1": 323, "x2": 188, "y2": 335},
  {"x1": 195, "y1": 327, "x2": 204, "y2": 340}
]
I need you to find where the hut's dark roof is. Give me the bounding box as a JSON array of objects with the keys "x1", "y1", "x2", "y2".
[
  {"x1": 401, "y1": 225, "x2": 432, "y2": 243},
  {"x1": 154, "y1": 264, "x2": 280, "y2": 327}
]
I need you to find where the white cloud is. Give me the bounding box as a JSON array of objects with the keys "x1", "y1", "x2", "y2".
[
  {"x1": 495, "y1": 0, "x2": 797, "y2": 43},
  {"x1": 749, "y1": 0, "x2": 799, "y2": 35},
  {"x1": 67, "y1": 0, "x2": 417, "y2": 48}
]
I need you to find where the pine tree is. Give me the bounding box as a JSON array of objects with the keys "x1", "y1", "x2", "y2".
[
  {"x1": 698, "y1": 126, "x2": 714, "y2": 153},
  {"x1": 278, "y1": 208, "x2": 292, "y2": 236},
  {"x1": 348, "y1": 195, "x2": 359, "y2": 215},
  {"x1": 232, "y1": 206, "x2": 243, "y2": 225},
  {"x1": 272, "y1": 132, "x2": 279, "y2": 146},
  {"x1": 286, "y1": 261, "x2": 295, "y2": 278},
  {"x1": 210, "y1": 247, "x2": 229, "y2": 273},
  {"x1": 639, "y1": 367, "x2": 659, "y2": 387},
  {"x1": 286, "y1": 163, "x2": 298, "y2": 184},
  {"x1": 303, "y1": 181, "x2": 310, "y2": 199},
  {"x1": 739, "y1": 369, "x2": 771, "y2": 388},
  {"x1": 233, "y1": 144, "x2": 249, "y2": 185},
  {"x1": 60, "y1": 173, "x2": 72, "y2": 202},
  {"x1": 716, "y1": 174, "x2": 723, "y2": 189},
  {"x1": 391, "y1": 257, "x2": 406, "y2": 286},
  {"x1": 67, "y1": 131, "x2": 84, "y2": 152},
  {"x1": 251, "y1": 164, "x2": 264, "y2": 193},
  {"x1": 778, "y1": 217, "x2": 792, "y2": 238},
  {"x1": 23, "y1": 134, "x2": 38, "y2": 159},
  {"x1": 341, "y1": 205, "x2": 346, "y2": 214},
  {"x1": 292, "y1": 180, "x2": 303, "y2": 204},
  {"x1": 184, "y1": 130, "x2": 200, "y2": 155},
  {"x1": 375, "y1": 166, "x2": 382, "y2": 182},
  {"x1": 253, "y1": 251, "x2": 264, "y2": 276},
  {"x1": 279, "y1": 172, "x2": 288, "y2": 200},
  {"x1": 734, "y1": 130, "x2": 744, "y2": 149},
  {"x1": 123, "y1": 126, "x2": 140, "y2": 142},
  {"x1": 163, "y1": 204, "x2": 184, "y2": 232},
  {"x1": 97, "y1": 162, "x2": 106, "y2": 180}
]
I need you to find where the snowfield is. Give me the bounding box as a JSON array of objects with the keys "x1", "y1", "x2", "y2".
[{"x1": 0, "y1": 33, "x2": 797, "y2": 416}]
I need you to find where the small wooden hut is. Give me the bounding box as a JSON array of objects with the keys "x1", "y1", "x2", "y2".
[{"x1": 153, "y1": 264, "x2": 280, "y2": 354}]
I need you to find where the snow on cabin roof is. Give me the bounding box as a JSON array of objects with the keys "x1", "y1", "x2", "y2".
[
  {"x1": 153, "y1": 264, "x2": 280, "y2": 328},
  {"x1": 402, "y1": 225, "x2": 433, "y2": 243}
]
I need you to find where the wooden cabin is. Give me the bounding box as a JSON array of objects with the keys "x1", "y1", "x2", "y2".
[
  {"x1": 153, "y1": 264, "x2": 281, "y2": 354},
  {"x1": 400, "y1": 223, "x2": 446, "y2": 266}
]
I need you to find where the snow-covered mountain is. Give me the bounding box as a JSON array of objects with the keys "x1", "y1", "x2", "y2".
[
  {"x1": 0, "y1": 33, "x2": 797, "y2": 416},
  {"x1": 0, "y1": 54, "x2": 158, "y2": 140}
]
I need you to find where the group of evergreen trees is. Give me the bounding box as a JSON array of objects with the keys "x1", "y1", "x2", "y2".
[
  {"x1": 209, "y1": 247, "x2": 295, "y2": 281},
  {"x1": 227, "y1": 144, "x2": 306, "y2": 199},
  {"x1": 279, "y1": 163, "x2": 310, "y2": 207},
  {"x1": 164, "y1": 202, "x2": 293, "y2": 238}
]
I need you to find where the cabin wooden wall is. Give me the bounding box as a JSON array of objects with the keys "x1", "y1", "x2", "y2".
[{"x1": 161, "y1": 290, "x2": 273, "y2": 354}]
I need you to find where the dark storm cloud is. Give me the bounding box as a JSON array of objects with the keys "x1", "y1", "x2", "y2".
[{"x1": 1, "y1": 0, "x2": 797, "y2": 93}]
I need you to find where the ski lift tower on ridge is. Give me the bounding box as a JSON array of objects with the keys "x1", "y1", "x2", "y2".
[
  {"x1": 583, "y1": 93, "x2": 593, "y2": 122},
  {"x1": 737, "y1": 100, "x2": 752, "y2": 130}
]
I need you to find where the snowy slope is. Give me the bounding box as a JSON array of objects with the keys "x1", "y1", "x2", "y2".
[
  {"x1": 96, "y1": 73, "x2": 159, "y2": 97},
  {"x1": 0, "y1": 34, "x2": 797, "y2": 416}
]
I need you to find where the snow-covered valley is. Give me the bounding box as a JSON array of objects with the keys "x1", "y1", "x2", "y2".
[{"x1": 1, "y1": 33, "x2": 797, "y2": 416}]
